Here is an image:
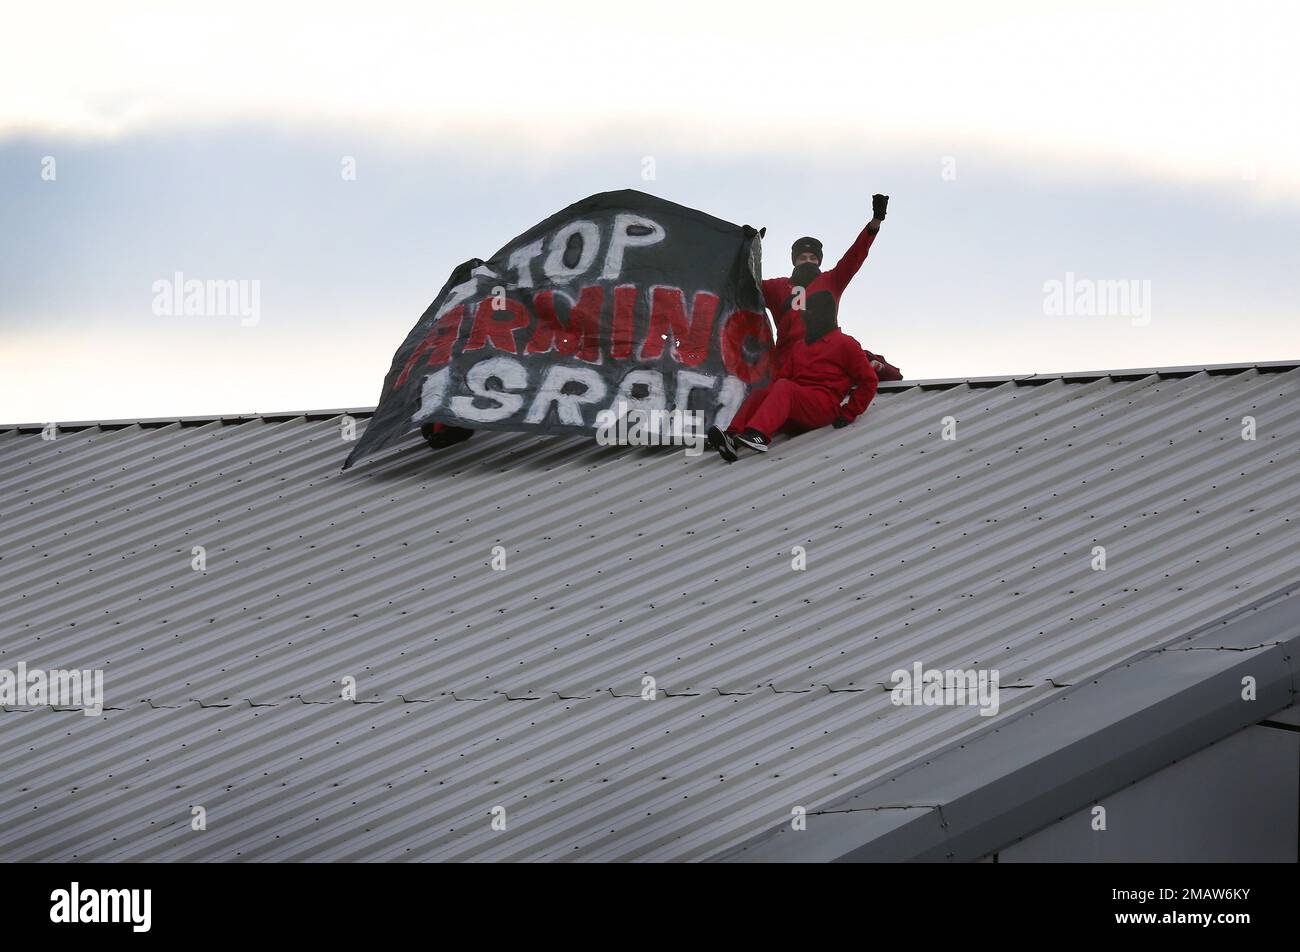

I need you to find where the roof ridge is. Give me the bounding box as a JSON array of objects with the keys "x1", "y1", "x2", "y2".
[{"x1": 3, "y1": 359, "x2": 1297, "y2": 433}]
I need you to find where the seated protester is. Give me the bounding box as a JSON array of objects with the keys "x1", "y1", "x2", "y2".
[
  {"x1": 708, "y1": 193, "x2": 892, "y2": 462},
  {"x1": 720, "y1": 339, "x2": 879, "y2": 456}
]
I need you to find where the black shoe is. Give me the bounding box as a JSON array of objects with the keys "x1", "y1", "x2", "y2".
[
  {"x1": 709, "y1": 425, "x2": 739, "y2": 463},
  {"x1": 733, "y1": 428, "x2": 770, "y2": 452}
]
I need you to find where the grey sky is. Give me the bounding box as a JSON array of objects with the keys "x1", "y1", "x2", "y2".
[{"x1": 2, "y1": 2, "x2": 1297, "y2": 422}]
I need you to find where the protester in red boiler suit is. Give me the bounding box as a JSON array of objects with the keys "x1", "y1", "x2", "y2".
[{"x1": 708, "y1": 194, "x2": 901, "y2": 462}]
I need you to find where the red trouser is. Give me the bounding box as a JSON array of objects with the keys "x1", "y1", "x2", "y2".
[{"x1": 727, "y1": 378, "x2": 843, "y2": 438}]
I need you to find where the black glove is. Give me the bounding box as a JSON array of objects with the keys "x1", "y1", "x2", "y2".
[
  {"x1": 872, "y1": 194, "x2": 889, "y2": 220},
  {"x1": 833, "y1": 416, "x2": 851, "y2": 429}
]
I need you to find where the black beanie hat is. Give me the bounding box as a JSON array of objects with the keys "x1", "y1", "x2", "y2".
[{"x1": 791, "y1": 236, "x2": 823, "y2": 265}]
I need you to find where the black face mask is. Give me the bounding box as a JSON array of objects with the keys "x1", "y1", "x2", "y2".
[
  {"x1": 802, "y1": 290, "x2": 838, "y2": 343},
  {"x1": 790, "y1": 262, "x2": 821, "y2": 287}
]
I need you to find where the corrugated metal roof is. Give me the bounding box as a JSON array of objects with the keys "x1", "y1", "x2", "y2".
[
  {"x1": 720, "y1": 588, "x2": 1300, "y2": 862},
  {"x1": 2, "y1": 361, "x2": 1298, "y2": 861}
]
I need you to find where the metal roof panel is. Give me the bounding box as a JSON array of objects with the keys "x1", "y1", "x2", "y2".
[{"x1": 2, "y1": 364, "x2": 1298, "y2": 860}]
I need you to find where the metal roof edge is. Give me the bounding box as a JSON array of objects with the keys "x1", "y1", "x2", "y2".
[
  {"x1": 3, "y1": 360, "x2": 1295, "y2": 432},
  {"x1": 712, "y1": 584, "x2": 1300, "y2": 863},
  {"x1": 0, "y1": 408, "x2": 374, "y2": 434},
  {"x1": 875, "y1": 358, "x2": 1300, "y2": 392}
]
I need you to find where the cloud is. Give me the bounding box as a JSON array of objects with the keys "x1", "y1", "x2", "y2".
[{"x1": 4, "y1": 0, "x2": 1298, "y2": 201}]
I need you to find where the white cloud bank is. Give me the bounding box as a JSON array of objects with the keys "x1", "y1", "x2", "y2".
[{"x1": 4, "y1": 0, "x2": 1297, "y2": 201}]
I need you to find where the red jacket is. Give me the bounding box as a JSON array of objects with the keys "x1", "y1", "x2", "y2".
[{"x1": 760, "y1": 223, "x2": 896, "y2": 421}]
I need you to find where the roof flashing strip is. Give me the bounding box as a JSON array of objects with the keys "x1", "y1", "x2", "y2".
[
  {"x1": 715, "y1": 585, "x2": 1300, "y2": 863},
  {"x1": 5, "y1": 409, "x2": 375, "y2": 434},
  {"x1": 3, "y1": 361, "x2": 1296, "y2": 431},
  {"x1": 875, "y1": 359, "x2": 1299, "y2": 392}
]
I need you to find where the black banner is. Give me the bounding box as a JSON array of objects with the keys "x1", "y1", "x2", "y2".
[{"x1": 343, "y1": 190, "x2": 772, "y2": 468}]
